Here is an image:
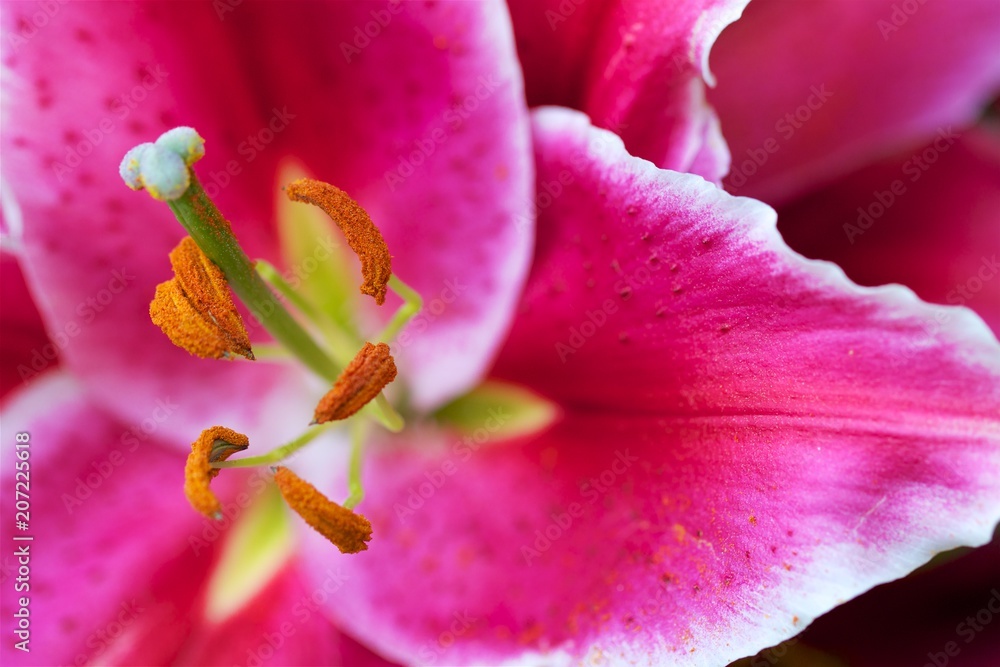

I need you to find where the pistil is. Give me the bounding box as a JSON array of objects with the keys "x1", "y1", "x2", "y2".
[
  {"x1": 168, "y1": 174, "x2": 342, "y2": 382},
  {"x1": 123, "y1": 127, "x2": 426, "y2": 552}
]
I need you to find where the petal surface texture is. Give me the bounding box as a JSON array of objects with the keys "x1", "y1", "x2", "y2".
[
  {"x1": 0, "y1": 374, "x2": 217, "y2": 665},
  {"x1": 778, "y1": 124, "x2": 1000, "y2": 335},
  {"x1": 709, "y1": 0, "x2": 1000, "y2": 203},
  {"x1": 508, "y1": 0, "x2": 750, "y2": 181},
  {"x1": 0, "y1": 253, "x2": 51, "y2": 398},
  {"x1": 297, "y1": 109, "x2": 1000, "y2": 666}
]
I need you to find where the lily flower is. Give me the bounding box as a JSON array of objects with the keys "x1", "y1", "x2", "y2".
[{"x1": 2, "y1": 2, "x2": 999, "y2": 667}]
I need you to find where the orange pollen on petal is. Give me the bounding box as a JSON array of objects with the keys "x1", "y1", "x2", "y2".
[
  {"x1": 273, "y1": 466, "x2": 373, "y2": 554},
  {"x1": 313, "y1": 342, "x2": 397, "y2": 424},
  {"x1": 183, "y1": 426, "x2": 250, "y2": 518},
  {"x1": 284, "y1": 178, "x2": 392, "y2": 305},
  {"x1": 149, "y1": 236, "x2": 254, "y2": 360}
]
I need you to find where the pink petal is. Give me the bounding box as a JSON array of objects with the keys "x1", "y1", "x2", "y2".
[
  {"x1": 0, "y1": 374, "x2": 223, "y2": 665},
  {"x1": 0, "y1": 253, "x2": 52, "y2": 399},
  {"x1": 298, "y1": 109, "x2": 1000, "y2": 666},
  {"x1": 1, "y1": 1, "x2": 532, "y2": 432},
  {"x1": 178, "y1": 564, "x2": 399, "y2": 666},
  {"x1": 509, "y1": 0, "x2": 749, "y2": 181},
  {"x1": 778, "y1": 124, "x2": 1000, "y2": 335},
  {"x1": 709, "y1": 0, "x2": 1000, "y2": 203}
]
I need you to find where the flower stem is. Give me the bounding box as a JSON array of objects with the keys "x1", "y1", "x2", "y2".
[
  {"x1": 211, "y1": 423, "x2": 334, "y2": 469},
  {"x1": 343, "y1": 420, "x2": 367, "y2": 509},
  {"x1": 236, "y1": 343, "x2": 291, "y2": 363},
  {"x1": 378, "y1": 275, "x2": 423, "y2": 342},
  {"x1": 365, "y1": 394, "x2": 404, "y2": 433},
  {"x1": 168, "y1": 175, "x2": 341, "y2": 383},
  {"x1": 255, "y1": 259, "x2": 359, "y2": 366}
]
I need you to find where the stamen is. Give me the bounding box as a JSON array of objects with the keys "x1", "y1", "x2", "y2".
[
  {"x1": 272, "y1": 466, "x2": 372, "y2": 553},
  {"x1": 149, "y1": 236, "x2": 254, "y2": 360},
  {"x1": 184, "y1": 426, "x2": 250, "y2": 518},
  {"x1": 122, "y1": 130, "x2": 342, "y2": 383},
  {"x1": 313, "y1": 342, "x2": 397, "y2": 424},
  {"x1": 285, "y1": 179, "x2": 392, "y2": 305}
]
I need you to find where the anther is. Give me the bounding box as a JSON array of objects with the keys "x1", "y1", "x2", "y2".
[
  {"x1": 184, "y1": 426, "x2": 250, "y2": 518},
  {"x1": 284, "y1": 178, "x2": 392, "y2": 305},
  {"x1": 313, "y1": 342, "x2": 397, "y2": 423},
  {"x1": 150, "y1": 236, "x2": 254, "y2": 360},
  {"x1": 272, "y1": 466, "x2": 372, "y2": 553}
]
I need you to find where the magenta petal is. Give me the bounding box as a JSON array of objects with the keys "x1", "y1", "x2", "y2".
[
  {"x1": 0, "y1": 375, "x2": 221, "y2": 666},
  {"x1": 299, "y1": 109, "x2": 1000, "y2": 665},
  {"x1": 710, "y1": 0, "x2": 1000, "y2": 203},
  {"x1": 509, "y1": 0, "x2": 749, "y2": 181},
  {"x1": 0, "y1": 253, "x2": 52, "y2": 399},
  {"x1": 178, "y1": 564, "x2": 399, "y2": 667},
  {"x1": 581, "y1": 0, "x2": 749, "y2": 180},
  {"x1": 778, "y1": 124, "x2": 1000, "y2": 335},
  {"x1": 304, "y1": 416, "x2": 999, "y2": 665}
]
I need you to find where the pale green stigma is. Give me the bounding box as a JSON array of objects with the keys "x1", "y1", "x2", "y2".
[
  {"x1": 119, "y1": 127, "x2": 205, "y2": 201},
  {"x1": 119, "y1": 142, "x2": 152, "y2": 190},
  {"x1": 155, "y1": 126, "x2": 206, "y2": 166}
]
